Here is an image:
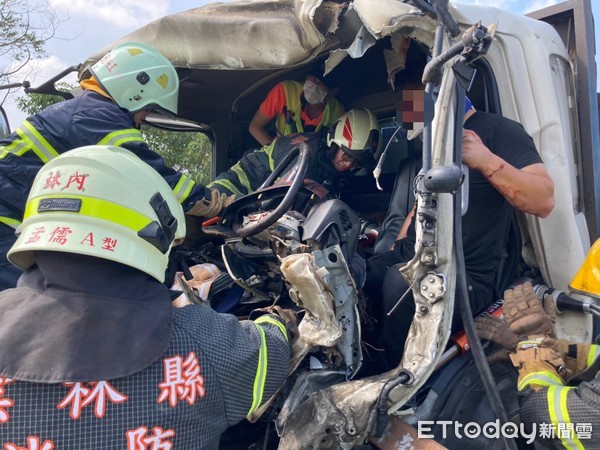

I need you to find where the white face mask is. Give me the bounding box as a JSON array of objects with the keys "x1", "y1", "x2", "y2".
[{"x1": 303, "y1": 79, "x2": 328, "y2": 105}]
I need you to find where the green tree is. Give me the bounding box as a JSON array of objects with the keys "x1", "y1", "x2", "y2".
[
  {"x1": 0, "y1": 0, "x2": 61, "y2": 81},
  {"x1": 14, "y1": 82, "x2": 70, "y2": 115},
  {"x1": 142, "y1": 126, "x2": 212, "y2": 185},
  {"x1": 15, "y1": 88, "x2": 212, "y2": 184}
]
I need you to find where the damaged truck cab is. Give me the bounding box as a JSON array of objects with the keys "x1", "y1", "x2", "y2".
[{"x1": 70, "y1": 0, "x2": 599, "y2": 447}]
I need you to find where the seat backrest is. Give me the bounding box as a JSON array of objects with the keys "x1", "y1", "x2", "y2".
[{"x1": 373, "y1": 154, "x2": 422, "y2": 255}]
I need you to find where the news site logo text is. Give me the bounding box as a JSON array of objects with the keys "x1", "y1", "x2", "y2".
[{"x1": 417, "y1": 420, "x2": 592, "y2": 444}]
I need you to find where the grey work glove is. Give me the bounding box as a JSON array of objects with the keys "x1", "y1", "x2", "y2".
[
  {"x1": 251, "y1": 305, "x2": 299, "y2": 342},
  {"x1": 502, "y1": 281, "x2": 556, "y2": 338},
  {"x1": 475, "y1": 315, "x2": 519, "y2": 351},
  {"x1": 187, "y1": 188, "x2": 236, "y2": 218},
  {"x1": 270, "y1": 305, "x2": 300, "y2": 342}
]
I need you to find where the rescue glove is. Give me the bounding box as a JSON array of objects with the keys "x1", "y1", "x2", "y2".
[
  {"x1": 475, "y1": 314, "x2": 519, "y2": 351},
  {"x1": 251, "y1": 305, "x2": 300, "y2": 343},
  {"x1": 510, "y1": 336, "x2": 569, "y2": 389},
  {"x1": 271, "y1": 305, "x2": 299, "y2": 341},
  {"x1": 556, "y1": 339, "x2": 600, "y2": 379},
  {"x1": 187, "y1": 188, "x2": 236, "y2": 218},
  {"x1": 503, "y1": 281, "x2": 556, "y2": 338},
  {"x1": 502, "y1": 282, "x2": 569, "y2": 387}
]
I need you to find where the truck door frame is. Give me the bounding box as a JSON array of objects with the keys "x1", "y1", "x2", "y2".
[{"x1": 529, "y1": 0, "x2": 600, "y2": 241}]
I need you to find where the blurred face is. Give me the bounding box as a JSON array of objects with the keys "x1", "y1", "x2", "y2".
[{"x1": 332, "y1": 147, "x2": 360, "y2": 172}]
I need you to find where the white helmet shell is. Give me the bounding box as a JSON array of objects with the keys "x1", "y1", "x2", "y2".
[
  {"x1": 9, "y1": 145, "x2": 186, "y2": 282},
  {"x1": 327, "y1": 108, "x2": 381, "y2": 169},
  {"x1": 90, "y1": 42, "x2": 179, "y2": 116}
]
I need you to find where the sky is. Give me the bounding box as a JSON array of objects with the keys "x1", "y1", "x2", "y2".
[{"x1": 1, "y1": 0, "x2": 598, "y2": 128}]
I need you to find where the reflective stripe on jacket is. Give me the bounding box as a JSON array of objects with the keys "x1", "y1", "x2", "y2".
[
  {"x1": 274, "y1": 80, "x2": 344, "y2": 137},
  {"x1": 209, "y1": 131, "x2": 340, "y2": 196},
  {"x1": 519, "y1": 348, "x2": 600, "y2": 448},
  {"x1": 0, "y1": 290, "x2": 290, "y2": 449},
  {"x1": 0, "y1": 90, "x2": 205, "y2": 227}
]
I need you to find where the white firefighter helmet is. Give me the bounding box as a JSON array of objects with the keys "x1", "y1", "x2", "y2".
[
  {"x1": 8, "y1": 145, "x2": 186, "y2": 282},
  {"x1": 90, "y1": 42, "x2": 179, "y2": 116},
  {"x1": 327, "y1": 108, "x2": 381, "y2": 169}
]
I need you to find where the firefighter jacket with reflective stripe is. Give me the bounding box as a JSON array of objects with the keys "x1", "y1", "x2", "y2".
[
  {"x1": 0, "y1": 286, "x2": 291, "y2": 449},
  {"x1": 518, "y1": 347, "x2": 600, "y2": 448},
  {"x1": 0, "y1": 90, "x2": 205, "y2": 229},
  {"x1": 209, "y1": 131, "x2": 344, "y2": 196},
  {"x1": 274, "y1": 80, "x2": 344, "y2": 137}
]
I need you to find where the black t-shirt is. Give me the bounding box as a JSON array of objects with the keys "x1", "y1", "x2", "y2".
[{"x1": 462, "y1": 111, "x2": 542, "y2": 299}]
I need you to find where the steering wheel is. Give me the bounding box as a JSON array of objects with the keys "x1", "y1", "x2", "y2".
[{"x1": 227, "y1": 142, "x2": 312, "y2": 237}]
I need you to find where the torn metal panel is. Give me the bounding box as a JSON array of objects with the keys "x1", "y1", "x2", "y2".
[
  {"x1": 281, "y1": 252, "x2": 342, "y2": 348},
  {"x1": 311, "y1": 245, "x2": 363, "y2": 377},
  {"x1": 324, "y1": 24, "x2": 377, "y2": 75},
  {"x1": 80, "y1": 0, "x2": 437, "y2": 74},
  {"x1": 352, "y1": 0, "x2": 436, "y2": 43},
  {"x1": 296, "y1": 0, "x2": 345, "y2": 41},
  {"x1": 278, "y1": 375, "x2": 392, "y2": 449},
  {"x1": 278, "y1": 246, "x2": 362, "y2": 376},
  {"x1": 81, "y1": 0, "x2": 344, "y2": 71},
  {"x1": 248, "y1": 248, "x2": 351, "y2": 423},
  {"x1": 383, "y1": 34, "x2": 411, "y2": 87},
  {"x1": 340, "y1": 22, "x2": 377, "y2": 59},
  {"x1": 276, "y1": 370, "x2": 346, "y2": 434},
  {"x1": 325, "y1": 0, "x2": 436, "y2": 80},
  {"x1": 77, "y1": 0, "x2": 441, "y2": 124}
]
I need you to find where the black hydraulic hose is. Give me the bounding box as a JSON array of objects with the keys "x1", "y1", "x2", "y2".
[
  {"x1": 535, "y1": 285, "x2": 600, "y2": 319},
  {"x1": 423, "y1": 25, "x2": 489, "y2": 86},
  {"x1": 430, "y1": 0, "x2": 460, "y2": 37},
  {"x1": 555, "y1": 292, "x2": 597, "y2": 315},
  {"x1": 453, "y1": 88, "x2": 517, "y2": 450},
  {"x1": 454, "y1": 228, "x2": 515, "y2": 450},
  {"x1": 410, "y1": 0, "x2": 436, "y2": 15},
  {"x1": 409, "y1": 0, "x2": 460, "y2": 37},
  {"x1": 370, "y1": 370, "x2": 413, "y2": 438},
  {"x1": 423, "y1": 41, "x2": 465, "y2": 86}
]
